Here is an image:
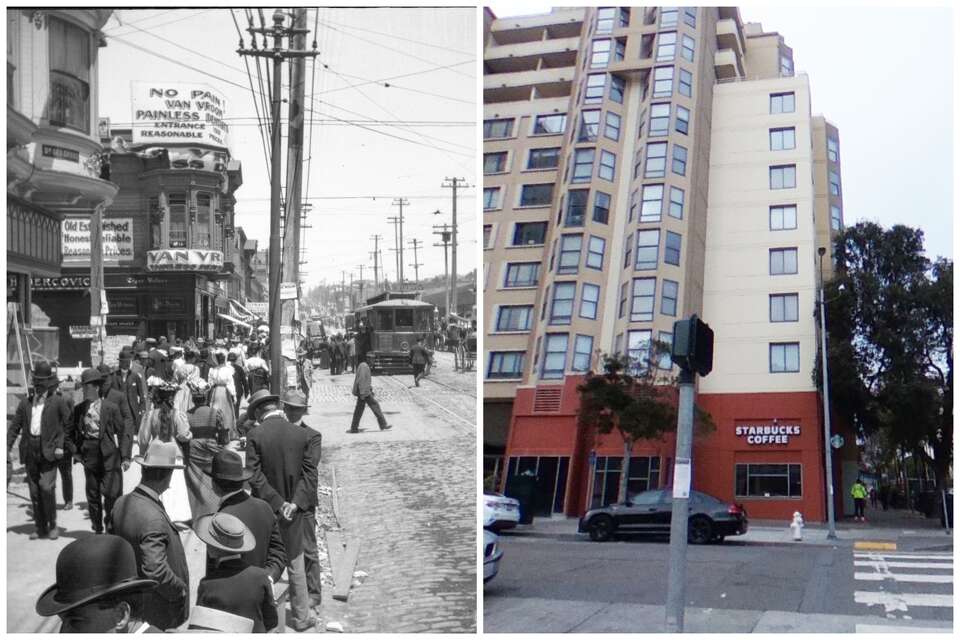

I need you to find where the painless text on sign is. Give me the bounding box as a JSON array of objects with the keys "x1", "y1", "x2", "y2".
[
  {"x1": 62, "y1": 218, "x2": 134, "y2": 264},
  {"x1": 735, "y1": 424, "x2": 801, "y2": 445},
  {"x1": 131, "y1": 83, "x2": 228, "y2": 148}
]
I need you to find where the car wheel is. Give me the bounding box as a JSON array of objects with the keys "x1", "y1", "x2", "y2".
[
  {"x1": 589, "y1": 515, "x2": 615, "y2": 542},
  {"x1": 688, "y1": 516, "x2": 713, "y2": 545},
  {"x1": 712, "y1": 535, "x2": 725, "y2": 544}
]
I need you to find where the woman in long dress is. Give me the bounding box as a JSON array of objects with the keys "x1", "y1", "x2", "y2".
[
  {"x1": 139, "y1": 377, "x2": 193, "y2": 524},
  {"x1": 207, "y1": 352, "x2": 237, "y2": 437},
  {"x1": 171, "y1": 354, "x2": 200, "y2": 417},
  {"x1": 182, "y1": 378, "x2": 233, "y2": 520}
]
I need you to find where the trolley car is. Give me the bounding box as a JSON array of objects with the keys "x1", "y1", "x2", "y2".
[{"x1": 355, "y1": 298, "x2": 436, "y2": 374}]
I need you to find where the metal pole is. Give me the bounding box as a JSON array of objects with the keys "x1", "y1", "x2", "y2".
[
  {"x1": 450, "y1": 180, "x2": 458, "y2": 316},
  {"x1": 819, "y1": 251, "x2": 837, "y2": 539},
  {"x1": 665, "y1": 368, "x2": 695, "y2": 632},
  {"x1": 267, "y1": 12, "x2": 285, "y2": 393}
]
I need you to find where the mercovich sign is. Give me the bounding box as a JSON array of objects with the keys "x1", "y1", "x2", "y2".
[
  {"x1": 131, "y1": 83, "x2": 228, "y2": 148},
  {"x1": 735, "y1": 423, "x2": 801, "y2": 445}
]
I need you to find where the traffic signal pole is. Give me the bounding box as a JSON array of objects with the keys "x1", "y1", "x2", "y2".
[{"x1": 665, "y1": 368, "x2": 695, "y2": 632}]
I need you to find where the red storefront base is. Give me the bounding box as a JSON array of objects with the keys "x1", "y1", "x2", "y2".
[{"x1": 504, "y1": 376, "x2": 846, "y2": 524}]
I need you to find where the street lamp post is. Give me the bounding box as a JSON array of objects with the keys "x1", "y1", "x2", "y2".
[{"x1": 818, "y1": 247, "x2": 838, "y2": 539}]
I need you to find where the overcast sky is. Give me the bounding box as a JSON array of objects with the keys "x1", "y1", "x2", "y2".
[
  {"x1": 99, "y1": 7, "x2": 476, "y2": 288},
  {"x1": 487, "y1": 4, "x2": 954, "y2": 262}
]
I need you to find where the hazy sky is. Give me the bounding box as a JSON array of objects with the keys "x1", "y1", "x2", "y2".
[
  {"x1": 487, "y1": 4, "x2": 954, "y2": 261},
  {"x1": 99, "y1": 7, "x2": 477, "y2": 287}
]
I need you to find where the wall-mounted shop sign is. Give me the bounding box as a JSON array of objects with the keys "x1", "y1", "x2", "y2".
[
  {"x1": 151, "y1": 296, "x2": 186, "y2": 314},
  {"x1": 32, "y1": 275, "x2": 92, "y2": 290},
  {"x1": 146, "y1": 249, "x2": 223, "y2": 272},
  {"x1": 131, "y1": 83, "x2": 229, "y2": 148},
  {"x1": 735, "y1": 423, "x2": 801, "y2": 445},
  {"x1": 42, "y1": 144, "x2": 80, "y2": 162},
  {"x1": 62, "y1": 218, "x2": 134, "y2": 264},
  {"x1": 69, "y1": 325, "x2": 98, "y2": 339}
]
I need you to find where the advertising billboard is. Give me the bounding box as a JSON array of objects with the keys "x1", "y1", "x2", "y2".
[
  {"x1": 61, "y1": 217, "x2": 134, "y2": 265},
  {"x1": 131, "y1": 82, "x2": 229, "y2": 149}
]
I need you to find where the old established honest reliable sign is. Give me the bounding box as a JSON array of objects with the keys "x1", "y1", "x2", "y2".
[
  {"x1": 735, "y1": 424, "x2": 801, "y2": 445},
  {"x1": 146, "y1": 249, "x2": 223, "y2": 272},
  {"x1": 62, "y1": 218, "x2": 134, "y2": 264},
  {"x1": 131, "y1": 83, "x2": 229, "y2": 148}
]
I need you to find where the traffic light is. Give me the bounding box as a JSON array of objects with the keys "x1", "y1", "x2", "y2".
[{"x1": 671, "y1": 314, "x2": 714, "y2": 376}]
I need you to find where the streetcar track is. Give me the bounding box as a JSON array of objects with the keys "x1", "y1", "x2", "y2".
[{"x1": 382, "y1": 374, "x2": 475, "y2": 432}]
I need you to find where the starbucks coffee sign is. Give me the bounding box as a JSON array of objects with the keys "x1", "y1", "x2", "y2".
[{"x1": 735, "y1": 424, "x2": 800, "y2": 445}]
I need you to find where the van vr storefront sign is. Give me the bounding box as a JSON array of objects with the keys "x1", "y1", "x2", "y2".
[
  {"x1": 146, "y1": 249, "x2": 223, "y2": 272},
  {"x1": 735, "y1": 423, "x2": 801, "y2": 445}
]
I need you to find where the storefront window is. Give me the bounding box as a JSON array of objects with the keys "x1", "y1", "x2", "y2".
[
  {"x1": 168, "y1": 193, "x2": 187, "y2": 248},
  {"x1": 46, "y1": 16, "x2": 90, "y2": 133},
  {"x1": 505, "y1": 456, "x2": 569, "y2": 516},
  {"x1": 735, "y1": 463, "x2": 802, "y2": 498},
  {"x1": 592, "y1": 455, "x2": 661, "y2": 508},
  {"x1": 195, "y1": 193, "x2": 211, "y2": 248}
]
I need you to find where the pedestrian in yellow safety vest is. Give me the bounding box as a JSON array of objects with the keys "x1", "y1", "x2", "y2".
[{"x1": 851, "y1": 478, "x2": 868, "y2": 522}]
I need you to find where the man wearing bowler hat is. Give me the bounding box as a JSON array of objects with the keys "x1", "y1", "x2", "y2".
[
  {"x1": 36, "y1": 534, "x2": 159, "y2": 632},
  {"x1": 211, "y1": 449, "x2": 286, "y2": 582},
  {"x1": 244, "y1": 389, "x2": 317, "y2": 631},
  {"x1": 111, "y1": 439, "x2": 190, "y2": 630},
  {"x1": 7, "y1": 360, "x2": 72, "y2": 540},
  {"x1": 109, "y1": 348, "x2": 146, "y2": 428},
  {"x1": 195, "y1": 512, "x2": 278, "y2": 632}
]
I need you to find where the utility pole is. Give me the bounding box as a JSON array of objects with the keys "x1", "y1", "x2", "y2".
[
  {"x1": 370, "y1": 234, "x2": 381, "y2": 291},
  {"x1": 432, "y1": 224, "x2": 451, "y2": 318},
  {"x1": 441, "y1": 178, "x2": 467, "y2": 318},
  {"x1": 392, "y1": 198, "x2": 408, "y2": 289},
  {"x1": 348, "y1": 272, "x2": 354, "y2": 312},
  {"x1": 356, "y1": 264, "x2": 365, "y2": 303},
  {"x1": 238, "y1": 9, "x2": 317, "y2": 392},
  {"x1": 408, "y1": 239, "x2": 423, "y2": 285},
  {"x1": 387, "y1": 215, "x2": 400, "y2": 290},
  {"x1": 340, "y1": 270, "x2": 346, "y2": 314}
]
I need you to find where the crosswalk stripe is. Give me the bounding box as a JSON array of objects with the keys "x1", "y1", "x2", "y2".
[
  {"x1": 854, "y1": 572, "x2": 953, "y2": 583},
  {"x1": 854, "y1": 560, "x2": 953, "y2": 569},
  {"x1": 855, "y1": 591, "x2": 954, "y2": 609},
  {"x1": 855, "y1": 553, "x2": 953, "y2": 561},
  {"x1": 856, "y1": 623, "x2": 950, "y2": 633}
]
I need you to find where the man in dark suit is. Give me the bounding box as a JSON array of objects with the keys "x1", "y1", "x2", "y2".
[
  {"x1": 111, "y1": 439, "x2": 190, "y2": 631},
  {"x1": 68, "y1": 368, "x2": 132, "y2": 534},
  {"x1": 7, "y1": 361, "x2": 72, "y2": 540},
  {"x1": 210, "y1": 449, "x2": 286, "y2": 581},
  {"x1": 108, "y1": 348, "x2": 145, "y2": 428},
  {"x1": 244, "y1": 390, "x2": 317, "y2": 631}
]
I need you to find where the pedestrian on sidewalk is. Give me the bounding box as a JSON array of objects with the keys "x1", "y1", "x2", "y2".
[
  {"x1": 7, "y1": 361, "x2": 71, "y2": 540},
  {"x1": 869, "y1": 484, "x2": 878, "y2": 509},
  {"x1": 183, "y1": 379, "x2": 227, "y2": 521},
  {"x1": 347, "y1": 333, "x2": 357, "y2": 373},
  {"x1": 208, "y1": 352, "x2": 238, "y2": 438},
  {"x1": 111, "y1": 439, "x2": 190, "y2": 631},
  {"x1": 350, "y1": 361, "x2": 392, "y2": 433},
  {"x1": 851, "y1": 477, "x2": 868, "y2": 522},
  {"x1": 879, "y1": 483, "x2": 890, "y2": 511},
  {"x1": 139, "y1": 378, "x2": 193, "y2": 525},
  {"x1": 35, "y1": 534, "x2": 160, "y2": 633},
  {"x1": 195, "y1": 512, "x2": 278, "y2": 633},
  {"x1": 109, "y1": 348, "x2": 146, "y2": 433},
  {"x1": 409, "y1": 336, "x2": 432, "y2": 387},
  {"x1": 228, "y1": 352, "x2": 247, "y2": 422}
]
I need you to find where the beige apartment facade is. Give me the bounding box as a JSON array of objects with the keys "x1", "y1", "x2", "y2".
[{"x1": 483, "y1": 6, "x2": 853, "y2": 522}]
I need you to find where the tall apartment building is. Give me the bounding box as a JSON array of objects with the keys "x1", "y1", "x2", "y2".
[{"x1": 482, "y1": 6, "x2": 854, "y2": 522}]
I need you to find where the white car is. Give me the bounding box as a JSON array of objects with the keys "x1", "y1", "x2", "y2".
[
  {"x1": 483, "y1": 491, "x2": 520, "y2": 531},
  {"x1": 483, "y1": 529, "x2": 503, "y2": 583}
]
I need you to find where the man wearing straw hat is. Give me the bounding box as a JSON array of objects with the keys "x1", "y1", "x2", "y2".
[
  {"x1": 7, "y1": 360, "x2": 72, "y2": 540},
  {"x1": 111, "y1": 439, "x2": 190, "y2": 630}
]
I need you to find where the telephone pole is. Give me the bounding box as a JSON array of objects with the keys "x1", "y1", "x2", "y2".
[
  {"x1": 408, "y1": 239, "x2": 424, "y2": 285},
  {"x1": 238, "y1": 9, "x2": 317, "y2": 392},
  {"x1": 370, "y1": 234, "x2": 381, "y2": 291},
  {"x1": 340, "y1": 270, "x2": 346, "y2": 313},
  {"x1": 387, "y1": 215, "x2": 400, "y2": 289},
  {"x1": 432, "y1": 223, "x2": 451, "y2": 317},
  {"x1": 356, "y1": 264, "x2": 365, "y2": 303},
  {"x1": 392, "y1": 198, "x2": 408, "y2": 289},
  {"x1": 441, "y1": 178, "x2": 467, "y2": 318}
]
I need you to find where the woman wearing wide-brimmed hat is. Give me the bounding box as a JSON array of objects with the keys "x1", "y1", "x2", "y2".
[
  {"x1": 182, "y1": 378, "x2": 229, "y2": 520},
  {"x1": 138, "y1": 377, "x2": 192, "y2": 524}
]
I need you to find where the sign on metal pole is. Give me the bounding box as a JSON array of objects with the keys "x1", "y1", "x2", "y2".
[
  {"x1": 672, "y1": 457, "x2": 691, "y2": 499},
  {"x1": 279, "y1": 281, "x2": 299, "y2": 300}
]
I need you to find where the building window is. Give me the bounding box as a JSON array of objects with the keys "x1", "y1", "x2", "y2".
[
  {"x1": 627, "y1": 329, "x2": 653, "y2": 374},
  {"x1": 678, "y1": 68, "x2": 692, "y2": 97},
  {"x1": 829, "y1": 170, "x2": 841, "y2": 196},
  {"x1": 550, "y1": 282, "x2": 577, "y2": 324},
  {"x1": 483, "y1": 187, "x2": 500, "y2": 210},
  {"x1": 635, "y1": 229, "x2": 660, "y2": 270},
  {"x1": 195, "y1": 193, "x2": 212, "y2": 248},
  {"x1": 675, "y1": 105, "x2": 690, "y2": 134},
  {"x1": 653, "y1": 66, "x2": 673, "y2": 97},
  {"x1": 168, "y1": 193, "x2": 187, "y2": 248},
  {"x1": 604, "y1": 111, "x2": 621, "y2": 141},
  {"x1": 541, "y1": 285, "x2": 551, "y2": 319},
  {"x1": 513, "y1": 221, "x2": 548, "y2": 246},
  {"x1": 827, "y1": 137, "x2": 839, "y2": 162},
  {"x1": 590, "y1": 39, "x2": 612, "y2": 68},
  {"x1": 664, "y1": 231, "x2": 681, "y2": 265},
  {"x1": 565, "y1": 189, "x2": 588, "y2": 226},
  {"x1": 661, "y1": 279, "x2": 678, "y2": 316},
  {"x1": 831, "y1": 205, "x2": 843, "y2": 231},
  {"x1": 542, "y1": 334, "x2": 569, "y2": 379},
  {"x1": 533, "y1": 113, "x2": 567, "y2": 135},
  {"x1": 683, "y1": 7, "x2": 697, "y2": 28},
  {"x1": 572, "y1": 335, "x2": 594, "y2": 371},
  {"x1": 596, "y1": 7, "x2": 616, "y2": 34},
  {"x1": 640, "y1": 184, "x2": 663, "y2": 222},
  {"x1": 614, "y1": 37, "x2": 626, "y2": 62},
  {"x1": 149, "y1": 197, "x2": 163, "y2": 250},
  {"x1": 669, "y1": 187, "x2": 684, "y2": 219},
  {"x1": 593, "y1": 191, "x2": 611, "y2": 224},
  {"x1": 769, "y1": 165, "x2": 796, "y2": 189},
  {"x1": 660, "y1": 7, "x2": 678, "y2": 28},
  {"x1": 623, "y1": 232, "x2": 633, "y2": 268},
  {"x1": 770, "y1": 293, "x2": 799, "y2": 323},
  {"x1": 558, "y1": 234, "x2": 583, "y2": 274},
  {"x1": 780, "y1": 55, "x2": 794, "y2": 76},
  {"x1": 598, "y1": 150, "x2": 616, "y2": 181},
  {"x1": 483, "y1": 225, "x2": 492, "y2": 249},
  {"x1": 483, "y1": 118, "x2": 513, "y2": 139},
  {"x1": 656, "y1": 31, "x2": 677, "y2": 62},
  {"x1": 658, "y1": 331, "x2": 674, "y2": 369},
  {"x1": 496, "y1": 305, "x2": 534, "y2": 332},
  {"x1": 769, "y1": 248, "x2": 798, "y2": 275},
  {"x1": 770, "y1": 342, "x2": 801, "y2": 373},
  {"x1": 769, "y1": 92, "x2": 795, "y2": 114},
  {"x1": 572, "y1": 148, "x2": 595, "y2": 183},
  {"x1": 630, "y1": 278, "x2": 656, "y2": 322},
  {"x1": 586, "y1": 236, "x2": 605, "y2": 270},
  {"x1": 519, "y1": 183, "x2": 554, "y2": 207},
  {"x1": 769, "y1": 205, "x2": 797, "y2": 230},
  {"x1": 609, "y1": 75, "x2": 626, "y2": 103},
  {"x1": 645, "y1": 142, "x2": 667, "y2": 178},
  {"x1": 649, "y1": 102, "x2": 670, "y2": 137},
  {"x1": 504, "y1": 262, "x2": 540, "y2": 288},
  {"x1": 47, "y1": 16, "x2": 91, "y2": 133},
  {"x1": 484, "y1": 152, "x2": 507, "y2": 174},
  {"x1": 580, "y1": 283, "x2": 600, "y2": 319},
  {"x1": 618, "y1": 282, "x2": 628, "y2": 318},
  {"x1": 672, "y1": 145, "x2": 687, "y2": 176},
  {"x1": 584, "y1": 73, "x2": 606, "y2": 104},
  {"x1": 528, "y1": 147, "x2": 560, "y2": 170},
  {"x1": 579, "y1": 110, "x2": 600, "y2": 141},
  {"x1": 619, "y1": 8, "x2": 631, "y2": 27},
  {"x1": 736, "y1": 464, "x2": 802, "y2": 498},
  {"x1": 488, "y1": 352, "x2": 525, "y2": 379},
  {"x1": 770, "y1": 127, "x2": 796, "y2": 151},
  {"x1": 628, "y1": 189, "x2": 639, "y2": 221},
  {"x1": 681, "y1": 34, "x2": 695, "y2": 62}
]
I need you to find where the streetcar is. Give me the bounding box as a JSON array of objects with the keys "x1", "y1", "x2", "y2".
[{"x1": 354, "y1": 297, "x2": 436, "y2": 374}]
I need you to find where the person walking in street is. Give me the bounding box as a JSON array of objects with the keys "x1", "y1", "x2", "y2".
[
  {"x1": 183, "y1": 379, "x2": 228, "y2": 520},
  {"x1": 879, "y1": 483, "x2": 890, "y2": 511},
  {"x1": 350, "y1": 361, "x2": 392, "y2": 433},
  {"x1": 67, "y1": 368, "x2": 131, "y2": 535},
  {"x1": 139, "y1": 378, "x2": 193, "y2": 525},
  {"x1": 35, "y1": 534, "x2": 160, "y2": 633},
  {"x1": 869, "y1": 484, "x2": 878, "y2": 509},
  {"x1": 246, "y1": 345, "x2": 271, "y2": 395},
  {"x1": 244, "y1": 389, "x2": 318, "y2": 631},
  {"x1": 111, "y1": 439, "x2": 190, "y2": 631},
  {"x1": 195, "y1": 512, "x2": 278, "y2": 632},
  {"x1": 7, "y1": 361, "x2": 72, "y2": 540},
  {"x1": 347, "y1": 334, "x2": 357, "y2": 373},
  {"x1": 408, "y1": 336, "x2": 432, "y2": 387},
  {"x1": 109, "y1": 348, "x2": 146, "y2": 432},
  {"x1": 208, "y1": 352, "x2": 237, "y2": 438},
  {"x1": 851, "y1": 477, "x2": 868, "y2": 522},
  {"x1": 228, "y1": 352, "x2": 248, "y2": 422}
]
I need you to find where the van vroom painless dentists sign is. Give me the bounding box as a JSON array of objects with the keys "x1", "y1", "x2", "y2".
[{"x1": 131, "y1": 83, "x2": 228, "y2": 148}]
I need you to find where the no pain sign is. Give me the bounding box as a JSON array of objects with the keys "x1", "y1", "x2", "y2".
[
  {"x1": 735, "y1": 423, "x2": 801, "y2": 445},
  {"x1": 131, "y1": 82, "x2": 229, "y2": 148}
]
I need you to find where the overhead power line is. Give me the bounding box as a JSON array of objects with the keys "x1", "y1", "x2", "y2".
[{"x1": 320, "y1": 16, "x2": 474, "y2": 57}]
